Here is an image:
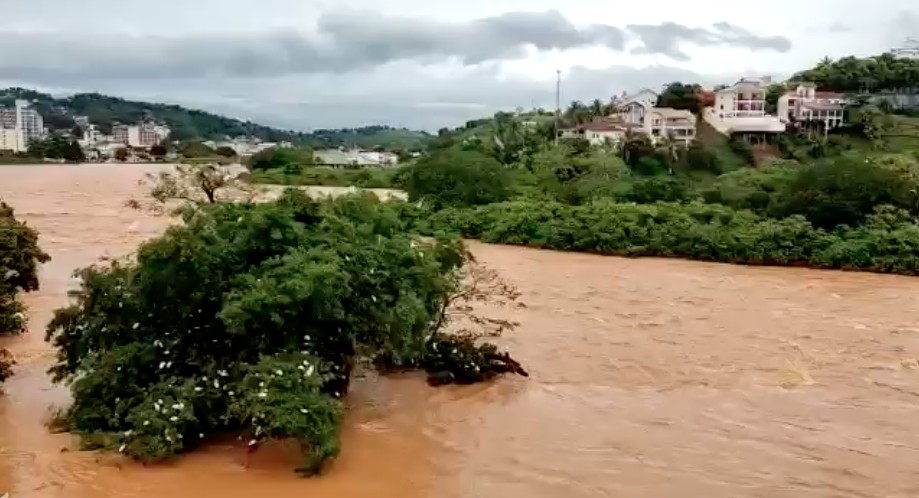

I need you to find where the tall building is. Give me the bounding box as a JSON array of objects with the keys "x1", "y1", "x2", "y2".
[{"x1": 0, "y1": 100, "x2": 45, "y2": 152}]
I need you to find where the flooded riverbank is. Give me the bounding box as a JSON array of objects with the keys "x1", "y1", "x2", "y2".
[{"x1": 2, "y1": 163, "x2": 919, "y2": 497}]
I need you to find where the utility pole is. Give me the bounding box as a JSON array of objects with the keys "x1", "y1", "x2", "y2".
[{"x1": 555, "y1": 69, "x2": 561, "y2": 145}]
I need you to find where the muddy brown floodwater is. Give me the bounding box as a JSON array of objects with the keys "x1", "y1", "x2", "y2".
[{"x1": 3, "y1": 164, "x2": 919, "y2": 497}]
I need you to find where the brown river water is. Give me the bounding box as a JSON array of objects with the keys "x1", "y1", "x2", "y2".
[{"x1": 2, "y1": 164, "x2": 919, "y2": 497}]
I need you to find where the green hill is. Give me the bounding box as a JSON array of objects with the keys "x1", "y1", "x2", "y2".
[{"x1": 0, "y1": 88, "x2": 432, "y2": 151}]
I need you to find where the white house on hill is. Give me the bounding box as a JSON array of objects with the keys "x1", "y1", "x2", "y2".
[
  {"x1": 616, "y1": 95, "x2": 697, "y2": 146},
  {"x1": 646, "y1": 108, "x2": 696, "y2": 145},
  {"x1": 777, "y1": 83, "x2": 847, "y2": 130},
  {"x1": 705, "y1": 77, "x2": 785, "y2": 137},
  {"x1": 616, "y1": 88, "x2": 659, "y2": 109},
  {"x1": 558, "y1": 121, "x2": 636, "y2": 146}
]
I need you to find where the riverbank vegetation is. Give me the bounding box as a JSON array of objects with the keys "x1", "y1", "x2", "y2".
[
  {"x1": 1, "y1": 200, "x2": 50, "y2": 384},
  {"x1": 46, "y1": 188, "x2": 526, "y2": 474},
  {"x1": 381, "y1": 75, "x2": 919, "y2": 276}
]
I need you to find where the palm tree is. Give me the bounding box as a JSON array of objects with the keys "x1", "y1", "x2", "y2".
[
  {"x1": 590, "y1": 99, "x2": 604, "y2": 119},
  {"x1": 657, "y1": 132, "x2": 680, "y2": 174}
]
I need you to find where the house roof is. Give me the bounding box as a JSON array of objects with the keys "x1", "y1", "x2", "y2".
[
  {"x1": 561, "y1": 121, "x2": 636, "y2": 133},
  {"x1": 716, "y1": 78, "x2": 766, "y2": 93},
  {"x1": 618, "y1": 88, "x2": 659, "y2": 105},
  {"x1": 814, "y1": 91, "x2": 845, "y2": 99},
  {"x1": 648, "y1": 107, "x2": 695, "y2": 120}
]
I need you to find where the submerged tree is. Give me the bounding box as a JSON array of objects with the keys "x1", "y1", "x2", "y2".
[
  {"x1": 1, "y1": 200, "x2": 51, "y2": 384},
  {"x1": 126, "y1": 163, "x2": 256, "y2": 215},
  {"x1": 46, "y1": 192, "x2": 526, "y2": 474}
]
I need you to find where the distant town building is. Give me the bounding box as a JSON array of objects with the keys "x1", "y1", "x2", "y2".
[
  {"x1": 0, "y1": 100, "x2": 45, "y2": 152},
  {"x1": 0, "y1": 129, "x2": 21, "y2": 152},
  {"x1": 778, "y1": 83, "x2": 847, "y2": 130},
  {"x1": 314, "y1": 149, "x2": 400, "y2": 167},
  {"x1": 113, "y1": 122, "x2": 171, "y2": 148},
  {"x1": 892, "y1": 38, "x2": 919, "y2": 60}
]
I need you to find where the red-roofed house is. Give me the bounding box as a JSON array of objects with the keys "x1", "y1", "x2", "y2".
[{"x1": 778, "y1": 83, "x2": 847, "y2": 129}]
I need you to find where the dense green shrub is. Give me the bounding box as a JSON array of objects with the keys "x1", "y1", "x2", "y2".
[
  {"x1": 684, "y1": 141, "x2": 723, "y2": 174},
  {"x1": 247, "y1": 147, "x2": 315, "y2": 172},
  {"x1": 1, "y1": 200, "x2": 51, "y2": 384},
  {"x1": 45, "y1": 193, "x2": 524, "y2": 473},
  {"x1": 421, "y1": 200, "x2": 919, "y2": 275},
  {"x1": 772, "y1": 156, "x2": 917, "y2": 229},
  {"x1": 728, "y1": 137, "x2": 755, "y2": 165},
  {"x1": 528, "y1": 148, "x2": 632, "y2": 204},
  {"x1": 402, "y1": 149, "x2": 511, "y2": 208},
  {"x1": 701, "y1": 162, "x2": 797, "y2": 213},
  {"x1": 251, "y1": 166, "x2": 401, "y2": 189},
  {"x1": 625, "y1": 176, "x2": 690, "y2": 204}
]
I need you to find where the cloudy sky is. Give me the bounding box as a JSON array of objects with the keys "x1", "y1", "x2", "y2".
[{"x1": 0, "y1": 0, "x2": 916, "y2": 131}]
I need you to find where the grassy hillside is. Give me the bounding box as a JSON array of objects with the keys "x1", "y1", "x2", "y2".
[{"x1": 694, "y1": 120, "x2": 751, "y2": 170}]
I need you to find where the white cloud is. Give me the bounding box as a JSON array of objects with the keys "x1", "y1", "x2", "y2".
[{"x1": 0, "y1": 0, "x2": 915, "y2": 130}]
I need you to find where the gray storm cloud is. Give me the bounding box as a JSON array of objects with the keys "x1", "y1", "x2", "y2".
[
  {"x1": 0, "y1": 10, "x2": 789, "y2": 80},
  {"x1": 627, "y1": 21, "x2": 792, "y2": 60}
]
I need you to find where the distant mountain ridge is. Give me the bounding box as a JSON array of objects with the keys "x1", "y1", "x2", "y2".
[{"x1": 0, "y1": 88, "x2": 433, "y2": 151}]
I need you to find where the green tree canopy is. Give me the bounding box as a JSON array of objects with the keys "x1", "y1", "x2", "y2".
[
  {"x1": 773, "y1": 155, "x2": 919, "y2": 228},
  {"x1": 179, "y1": 142, "x2": 217, "y2": 158},
  {"x1": 403, "y1": 149, "x2": 512, "y2": 208},
  {"x1": 657, "y1": 82, "x2": 704, "y2": 114},
  {"x1": 792, "y1": 53, "x2": 919, "y2": 93},
  {"x1": 247, "y1": 147, "x2": 315, "y2": 173}
]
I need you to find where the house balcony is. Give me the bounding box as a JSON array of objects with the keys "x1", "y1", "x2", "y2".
[{"x1": 735, "y1": 101, "x2": 764, "y2": 112}]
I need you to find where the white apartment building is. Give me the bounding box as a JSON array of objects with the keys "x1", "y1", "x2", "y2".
[
  {"x1": 778, "y1": 83, "x2": 847, "y2": 130},
  {"x1": 0, "y1": 129, "x2": 21, "y2": 152},
  {"x1": 714, "y1": 78, "x2": 768, "y2": 118},
  {"x1": 113, "y1": 122, "x2": 171, "y2": 148},
  {"x1": 705, "y1": 78, "x2": 785, "y2": 136},
  {"x1": 0, "y1": 100, "x2": 45, "y2": 152}
]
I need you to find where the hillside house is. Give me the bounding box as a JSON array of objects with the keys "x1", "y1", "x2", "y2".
[
  {"x1": 646, "y1": 108, "x2": 696, "y2": 145},
  {"x1": 616, "y1": 98, "x2": 697, "y2": 146},
  {"x1": 777, "y1": 83, "x2": 847, "y2": 130},
  {"x1": 557, "y1": 121, "x2": 635, "y2": 146},
  {"x1": 614, "y1": 88, "x2": 659, "y2": 112},
  {"x1": 705, "y1": 77, "x2": 785, "y2": 141}
]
